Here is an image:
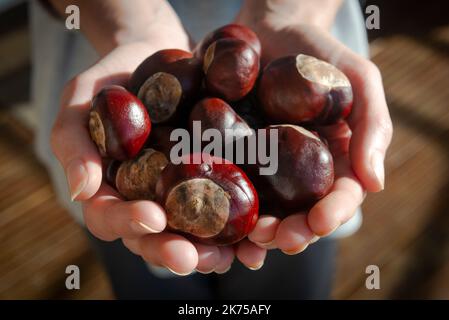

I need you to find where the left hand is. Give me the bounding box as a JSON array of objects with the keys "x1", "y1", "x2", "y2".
[{"x1": 237, "y1": 23, "x2": 393, "y2": 253}]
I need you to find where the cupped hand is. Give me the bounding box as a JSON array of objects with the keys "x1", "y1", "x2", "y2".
[
  {"x1": 51, "y1": 42, "x2": 267, "y2": 275},
  {"x1": 246, "y1": 24, "x2": 393, "y2": 252}
]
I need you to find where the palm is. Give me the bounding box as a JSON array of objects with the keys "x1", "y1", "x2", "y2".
[
  {"x1": 247, "y1": 24, "x2": 391, "y2": 253},
  {"x1": 53, "y1": 42, "x2": 267, "y2": 275}
]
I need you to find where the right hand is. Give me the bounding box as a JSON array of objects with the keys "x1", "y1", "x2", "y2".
[{"x1": 51, "y1": 42, "x2": 267, "y2": 275}]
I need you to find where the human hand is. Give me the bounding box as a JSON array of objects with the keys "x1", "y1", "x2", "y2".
[
  {"x1": 240, "y1": 23, "x2": 393, "y2": 252},
  {"x1": 50, "y1": 41, "x2": 267, "y2": 275}
]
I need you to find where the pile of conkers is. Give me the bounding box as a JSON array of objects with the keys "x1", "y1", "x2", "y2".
[{"x1": 88, "y1": 24, "x2": 353, "y2": 246}]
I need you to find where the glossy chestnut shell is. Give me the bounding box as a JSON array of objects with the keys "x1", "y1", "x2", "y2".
[
  {"x1": 188, "y1": 97, "x2": 253, "y2": 163},
  {"x1": 156, "y1": 154, "x2": 259, "y2": 246},
  {"x1": 255, "y1": 124, "x2": 334, "y2": 216},
  {"x1": 129, "y1": 49, "x2": 203, "y2": 124},
  {"x1": 89, "y1": 85, "x2": 151, "y2": 161},
  {"x1": 258, "y1": 54, "x2": 353, "y2": 125},
  {"x1": 194, "y1": 23, "x2": 261, "y2": 59},
  {"x1": 203, "y1": 38, "x2": 260, "y2": 101}
]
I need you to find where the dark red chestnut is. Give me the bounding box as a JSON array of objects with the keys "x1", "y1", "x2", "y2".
[
  {"x1": 189, "y1": 97, "x2": 253, "y2": 139},
  {"x1": 255, "y1": 124, "x2": 334, "y2": 216},
  {"x1": 156, "y1": 154, "x2": 259, "y2": 246},
  {"x1": 129, "y1": 49, "x2": 203, "y2": 124},
  {"x1": 258, "y1": 54, "x2": 353, "y2": 125},
  {"x1": 189, "y1": 98, "x2": 253, "y2": 163},
  {"x1": 194, "y1": 23, "x2": 261, "y2": 59},
  {"x1": 203, "y1": 38, "x2": 260, "y2": 101},
  {"x1": 89, "y1": 85, "x2": 151, "y2": 161},
  {"x1": 107, "y1": 148, "x2": 168, "y2": 200}
]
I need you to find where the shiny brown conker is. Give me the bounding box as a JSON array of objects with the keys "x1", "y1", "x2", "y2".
[
  {"x1": 258, "y1": 54, "x2": 353, "y2": 125},
  {"x1": 129, "y1": 49, "x2": 203, "y2": 124},
  {"x1": 203, "y1": 38, "x2": 260, "y2": 101},
  {"x1": 156, "y1": 154, "x2": 259, "y2": 246},
  {"x1": 254, "y1": 124, "x2": 334, "y2": 216},
  {"x1": 194, "y1": 23, "x2": 261, "y2": 59},
  {"x1": 89, "y1": 85, "x2": 151, "y2": 161}
]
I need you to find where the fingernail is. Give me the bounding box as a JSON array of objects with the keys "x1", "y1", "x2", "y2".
[
  {"x1": 371, "y1": 151, "x2": 385, "y2": 190},
  {"x1": 310, "y1": 235, "x2": 320, "y2": 244},
  {"x1": 130, "y1": 220, "x2": 160, "y2": 234},
  {"x1": 248, "y1": 261, "x2": 264, "y2": 271},
  {"x1": 254, "y1": 240, "x2": 274, "y2": 249},
  {"x1": 215, "y1": 265, "x2": 231, "y2": 274},
  {"x1": 166, "y1": 266, "x2": 193, "y2": 277},
  {"x1": 320, "y1": 225, "x2": 339, "y2": 237},
  {"x1": 196, "y1": 268, "x2": 215, "y2": 275},
  {"x1": 282, "y1": 244, "x2": 309, "y2": 255},
  {"x1": 66, "y1": 159, "x2": 88, "y2": 201}
]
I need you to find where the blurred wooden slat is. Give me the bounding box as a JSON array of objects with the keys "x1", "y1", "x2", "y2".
[
  {"x1": 0, "y1": 14, "x2": 448, "y2": 300},
  {"x1": 0, "y1": 114, "x2": 113, "y2": 300},
  {"x1": 333, "y1": 28, "x2": 449, "y2": 299}
]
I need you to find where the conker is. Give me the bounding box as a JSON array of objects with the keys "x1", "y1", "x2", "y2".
[
  {"x1": 258, "y1": 54, "x2": 353, "y2": 125},
  {"x1": 189, "y1": 97, "x2": 253, "y2": 139},
  {"x1": 255, "y1": 124, "x2": 334, "y2": 216},
  {"x1": 203, "y1": 38, "x2": 260, "y2": 101},
  {"x1": 194, "y1": 23, "x2": 261, "y2": 59},
  {"x1": 189, "y1": 98, "x2": 253, "y2": 163},
  {"x1": 129, "y1": 49, "x2": 203, "y2": 124},
  {"x1": 107, "y1": 148, "x2": 168, "y2": 200},
  {"x1": 156, "y1": 154, "x2": 259, "y2": 246},
  {"x1": 89, "y1": 85, "x2": 151, "y2": 161}
]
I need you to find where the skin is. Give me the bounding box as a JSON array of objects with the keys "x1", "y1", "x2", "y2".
[
  {"x1": 237, "y1": 0, "x2": 393, "y2": 252},
  {"x1": 49, "y1": 0, "x2": 263, "y2": 276},
  {"x1": 49, "y1": 0, "x2": 393, "y2": 274}
]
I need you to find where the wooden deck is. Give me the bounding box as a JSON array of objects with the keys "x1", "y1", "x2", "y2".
[{"x1": 0, "y1": 9, "x2": 448, "y2": 300}]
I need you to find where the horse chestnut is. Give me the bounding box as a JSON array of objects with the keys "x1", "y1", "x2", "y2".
[
  {"x1": 107, "y1": 148, "x2": 168, "y2": 200},
  {"x1": 203, "y1": 38, "x2": 260, "y2": 101},
  {"x1": 129, "y1": 49, "x2": 203, "y2": 124},
  {"x1": 189, "y1": 98, "x2": 253, "y2": 163},
  {"x1": 89, "y1": 85, "x2": 151, "y2": 161},
  {"x1": 255, "y1": 124, "x2": 334, "y2": 216},
  {"x1": 194, "y1": 23, "x2": 261, "y2": 59},
  {"x1": 189, "y1": 98, "x2": 253, "y2": 139},
  {"x1": 258, "y1": 54, "x2": 353, "y2": 125},
  {"x1": 156, "y1": 154, "x2": 259, "y2": 246}
]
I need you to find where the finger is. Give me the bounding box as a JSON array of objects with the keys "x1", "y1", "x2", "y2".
[
  {"x1": 82, "y1": 183, "x2": 166, "y2": 241},
  {"x1": 235, "y1": 239, "x2": 267, "y2": 271},
  {"x1": 294, "y1": 28, "x2": 393, "y2": 193},
  {"x1": 275, "y1": 213, "x2": 316, "y2": 255},
  {"x1": 248, "y1": 215, "x2": 281, "y2": 249},
  {"x1": 193, "y1": 243, "x2": 220, "y2": 274},
  {"x1": 50, "y1": 45, "x2": 149, "y2": 202},
  {"x1": 139, "y1": 232, "x2": 198, "y2": 276},
  {"x1": 51, "y1": 69, "x2": 116, "y2": 201},
  {"x1": 338, "y1": 58, "x2": 393, "y2": 192},
  {"x1": 122, "y1": 238, "x2": 141, "y2": 256},
  {"x1": 307, "y1": 157, "x2": 365, "y2": 236},
  {"x1": 215, "y1": 246, "x2": 235, "y2": 274}
]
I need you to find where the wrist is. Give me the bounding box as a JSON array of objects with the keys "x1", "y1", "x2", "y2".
[
  {"x1": 237, "y1": 0, "x2": 342, "y2": 32},
  {"x1": 112, "y1": 26, "x2": 190, "y2": 54}
]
